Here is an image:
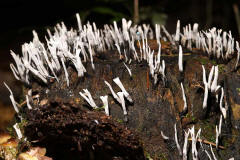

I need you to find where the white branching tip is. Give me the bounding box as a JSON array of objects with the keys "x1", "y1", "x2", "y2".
[
  {"x1": 94, "y1": 120, "x2": 99, "y2": 124},
  {"x1": 205, "y1": 32, "x2": 212, "y2": 54},
  {"x1": 155, "y1": 24, "x2": 161, "y2": 45},
  {"x1": 215, "y1": 125, "x2": 219, "y2": 149},
  {"x1": 210, "y1": 144, "x2": 217, "y2": 160},
  {"x1": 76, "y1": 13, "x2": 82, "y2": 31},
  {"x1": 122, "y1": 18, "x2": 130, "y2": 41},
  {"x1": 10, "y1": 50, "x2": 29, "y2": 84},
  {"x1": 4, "y1": 82, "x2": 19, "y2": 113},
  {"x1": 174, "y1": 124, "x2": 182, "y2": 156},
  {"x1": 115, "y1": 43, "x2": 122, "y2": 57},
  {"x1": 26, "y1": 95, "x2": 32, "y2": 110},
  {"x1": 211, "y1": 66, "x2": 219, "y2": 92},
  {"x1": 79, "y1": 89, "x2": 98, "y2": 109},
  {"x1": 160, "y1": 60, "x2": 166, "y2": 78},
  {"x1": 117, "y1": 92, "x2": 127, "y2": 115},
  {"x1": 175, "y1": 20, "x2": 180, "y2": 41},
  {"x1": 162, "y1": 25, "x2": 175, "y2": 45},
  {"x1": 104, "y1": 80, "x2": 121, "y2": 103},
  {"x1": 104, "y1": 80, "x2": 128, "y2": 115},
  {"x1": 219, "y1": 115, "x2": 223, "y2": 135},
  {"x1": 26, "y1": 90, "x2": 33, "y2": 110},
  {"x1": 193, "y1": 23, "x2": 199, "y2": 34},
  {"x1": 202, "y1": 65, "x2": 207, "y2": 85},
  {"x1": 160, "y1": 131, "x2": 169, "y2": 140},
  {"x1": 235, "y1": 41, "x2": 240, "y2": 69},
  {"x1": 208, "y1": 66, "x2": 215, "y2": 89},
  {"x1": 203, "y1": 83, "x2": 209, "y2": 109},
  {"x1": 223, "y1": 32, "x2": 227, "y2": 50},
  {"x1": 13, "y1": 123, "x2": 22, "y2": 139},
  {"x1": 72, "y1": 49, "x2": 86, "y2": 77},
  {"x1": 123, "y1": 49, "x2": 128, "y2": 62},
  {"x1": 189, "y1": 126, "x2": 201, "y2": 160},
  {"x1": 178, "y1": 45, "x2": 183, "y2": 72},
  {"x1": 88, "y1": 42, "x2": 95, "y2": 70},
  {"x1": 153, "y1": 74, "x2": 158, "y2": 85},
  {"x1": 202, "y1": 65, "x2": 209, "y2": 109},
  {"x1": 180, "y1": 83, "x2": 187, "y2": 112},
  {"x1": 26, "y1": 89, "x2": 32, "y2": 109},
  {"x1": 113, "y1": 77, "x2": 133, "y2": 103},
  {"x1": 183, "y1": 130, "x2": 190, "y2": 160},
  {"x1": 220, "y1": 88, "x2": 227, "y2": 119},
  {"x1": 100, "y1": 95, "x2": 109, "y2": 116},
  {"x1": 10, "y1": 63, "x2": 20, "y2": 81},
  {"x1": 216, "y1": 115, "x2": 223, "y2": 149},
  {"x1": 148, "y1": 51, "x2": 155, "y2": 76},
  {"x1": 113, "y1": 21, "x2": 122, "y2": 44},
  {"x1": 123, "y1": 62, "x2": 132, "y2": 77}
]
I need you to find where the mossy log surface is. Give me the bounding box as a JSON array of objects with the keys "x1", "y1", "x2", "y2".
[{"x1": 20, "y1": 40, "x2": 240, "y2": 160}]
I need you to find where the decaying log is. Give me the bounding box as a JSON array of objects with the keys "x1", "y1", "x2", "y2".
[
  {"x1": 18, "y1": 42, "x2": 240, "y2": 159},
  {"x1": 6, "y1": 16, "x2": 240, "y2": 159}
]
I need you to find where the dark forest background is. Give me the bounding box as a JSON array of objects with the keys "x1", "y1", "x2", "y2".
[{"x1": 0, "y1": 0, "x2": 240, "y2": 130}]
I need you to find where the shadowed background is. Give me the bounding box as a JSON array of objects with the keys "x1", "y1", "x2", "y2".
[{"x1": 0, "y1": 0, "x2": 239, "y2": 131}]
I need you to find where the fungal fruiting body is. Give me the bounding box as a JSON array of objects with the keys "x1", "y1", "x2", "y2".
[
  {"x1": 178, "y1": 45, "x2": 183, "y2": 72},
  {"x1": 175, "y1": 20, "x2": 180, "y2": 42},
  {"x1": 79, "y1": 89, "x2": 98, "y2": 109},
  {"x1": 220, "y1": 88, "x2": 227, "y2": 119},
  {"x1": 160, "y1": 131, "x2": 169, "y2": 140},
  {"x1": 5, "y1": 13, "x2": 240, "y2": 160},
  {"x1": 189, "y1": 126, "x2": 201, "y2": 160},
  {"x1": 174, "y1": 123, "x2": 182, "y2": 156},
  {"x1": 180, "y1": 82, "x2": 187, "y2": 112},
  {"x1": 100, "y1": 95, "x2": 109, "y2": 116},
  {"x1": 13, "y1": 123, "x2": 22, "y2": 140},
  {"x1": 182, "y1": 130, "x2": 190, "y2": 160},
  {"x1": 113, "y1": 77, "x2": 133, "y2": 103},
  {"x1": 4, "y1": 82, "x2": 19, "y2": 114},
  {"x1": 9, "y1": 13, "x2": 239, "y2": 87},
  {"x1": 117, "y1": 92, "x2": 127, "y2": 115},
  {"x1": 216, "y1": 115, "x2": 223, "y2": 149}
]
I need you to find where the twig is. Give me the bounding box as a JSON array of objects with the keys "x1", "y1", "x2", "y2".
[
  {"x1": 191, "y1": 82, "x2": 204, "y2": 90},
  {"x1": 233, "y1": 4, "x2": 240, "y2": 36},
  {"x1": 133, "y1": 0, "x2": 139, "y2": 24},
  {"x1": 188, "y1": 138, "x2": 225, "y2": 150},
  {"x1": 19, "y1": 94, "x2": 40, "y2": 107}
]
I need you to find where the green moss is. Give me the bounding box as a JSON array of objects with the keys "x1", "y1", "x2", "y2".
[
  {"x1": 136, "y1": 125, "x2": 144, "y2": 132},
  {"x1": 218, "y1": 64, "x2": 225, "y2": 73},
  {"x1": 17, "y1": 139, "x2": 31, "y2": 153},
  {"x1": 192, "y1": 116, "x2": 196, "y2": 121},
  {"x1": 158, "y1": 153, "x2": 168, "y2": 160},
  {"x1": 18, "y1": 119, "x2": 27, "y2": 130},
  {"x1": 6, "y1": 127, "x2": 14, "y2": 138},
  {"x1": 210, "y1": 60, "x2": 217, "y2": 65},
  {"x1": 145, "y1": 152, "x2": 153, "y2": 160},
  {"x1": 209, "y1": 135, "x2": 216, "y2": 143},
  {"x1": 199, "y1": 58, "x2": 208, "y2": 65},
  {"x1": 198, "y1": 120, "x2": 216, "y2": 144},
  {"x1": 236, "y1": 88, "x2": 240, "y2": 92},
  {"x1": 94, "y1": 106, "x2": 105, "y2": 111},
  {"x1": 184, "y1": 113, "x2": 191, "y2": 118},
  {"x1": 116, "y1": 119, "x2": 124, "y2": 124}
]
